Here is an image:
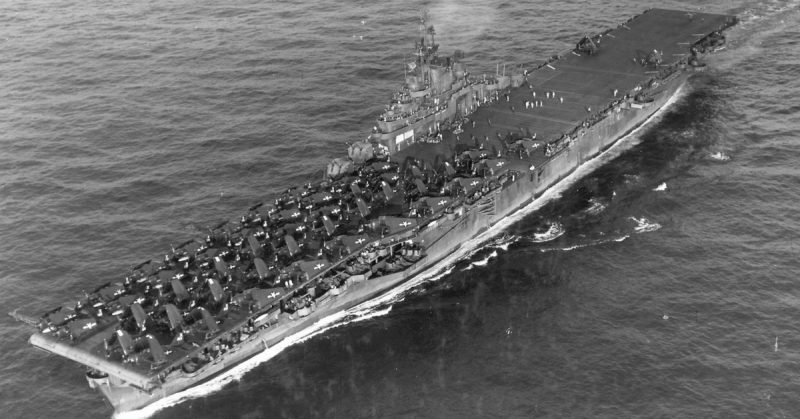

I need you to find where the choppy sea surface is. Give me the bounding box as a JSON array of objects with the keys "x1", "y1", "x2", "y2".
[{"x1": 2, "y1": 0, "x2": 799, "y2": 418}]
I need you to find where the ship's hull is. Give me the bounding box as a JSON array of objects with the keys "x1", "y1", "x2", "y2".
[
  {"x1": 22, "y1": 8, "x2": 738, "y2": 415},
  {"x1": 95, "y1": 69, "x2": 690, "y2": 414}
]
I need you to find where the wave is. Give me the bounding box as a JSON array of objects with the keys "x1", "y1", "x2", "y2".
[
  {"x1": 709, "y1": 151, "x2": 730, "y2": 161},
  {"x1": 539, "y1": 234, "x2": 629, "y2": 252},
  {"x1": 529, "y1": 222, "x2": 565, "y2": 243},
  {"x1": 629, "y1": 216, "x2": 661, "y2": 233},
  {"x1": 712, "y1": 0, "x2": 800, "y2": 71},
  {"x1": 622, "y1": 174, "x2": 641, "y2": 185},
  {"x1": 462, "y1": 250, "x2": 499, "y2": 271},
  {"x1": 538, "y1": 215, "x2": 661, "y2": 252},
  {"x1": 487, "y1": 233, "x2": 520, "y2": 252},
  {"x1": 460, "y1": 232, "x2": 525, "y2": 271},
  {"x1": 584, "y1": 198, "x2": 607, "y2": 215}
]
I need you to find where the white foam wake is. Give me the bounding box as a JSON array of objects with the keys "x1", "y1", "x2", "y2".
[
  {"x1": 539, "y1": 234, "x2": 629, "y2": 252},
  {"x1": 584, "y1": 198, "x2": 607, "y2": 215},
  {"x1": 488, "y1": 234, "x2": 519, "y2": 252},
  {"x1": 472, "y1": 251, "x2": 496, "y2": 266},
  {"x1": 529, "y1": 222, "x2": 565, "y2": 243},
  {"x1": 709, "y1": 151, "x2": 730, "y2": 161},
  {"x1": 462, "y1": 250, "x2": 498, "y2": 271},
  {"x1": 115, "y1": 82, "x2": 687, "y2": 419},
  {"x1": 629, "y1": 216, "x2": 661, "y2": 233},
  {"x1": 460, "y1": 233, "x2": 522, "y2": 271}
]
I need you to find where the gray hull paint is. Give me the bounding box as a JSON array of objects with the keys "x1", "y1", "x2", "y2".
[{"x1": 97, "y1": 70, "x2": 687, "y2": 414}]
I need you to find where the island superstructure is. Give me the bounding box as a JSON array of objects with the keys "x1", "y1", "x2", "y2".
[{"x1": 13, "y1": 9, "x2": 737, "y2": 413}]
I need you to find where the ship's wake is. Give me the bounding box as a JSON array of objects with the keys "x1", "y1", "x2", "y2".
[
  {"x1": 709, "y1": 151, "x2": 730, "y2": 161},
  {"x1": 630, "y1": 216, "x2": 662, "y2": 234},
  {"x1": 458, "y1": 233, "x2": 525, "y2": 271},
  {"x1": 115, "y1": 79, "x2": 687, "y2": 419},
  {"x1": 536, "y1": 214, "x2": 661, "y2": 252},
  {"x1": 584, "y1": 197, "x2": 607, "y2": 216},
  {"x1": 487, "y1": 233, "x2": 519, "y2": 251},
  {"x1": 462, "y1": 250, "x2": 498, "y2": 271},
  {"x1": 538, "y1": 234, "x2": 629, "y2": 252},
  {"x1": 528, "y1": 222, "x2": 565, "y2": 243},
  {"x1": 711, "y1": 0, "x2": 800, "y2": 71}
]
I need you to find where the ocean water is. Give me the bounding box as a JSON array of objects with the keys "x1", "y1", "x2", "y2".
[{"x1": 2, "y1": 0, "x2": 799, "y2": 418}]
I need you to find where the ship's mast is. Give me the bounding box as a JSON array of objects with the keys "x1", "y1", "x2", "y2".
[{"x1": 416, "y1": 10, "x2": 439, "y2": 65}]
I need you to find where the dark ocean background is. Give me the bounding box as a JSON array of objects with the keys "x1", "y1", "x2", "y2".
[{"x1": 2, "y1": 0, "x2": 799, "y2": 418}]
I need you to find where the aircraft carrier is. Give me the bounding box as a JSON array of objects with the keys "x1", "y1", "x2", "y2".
[{"x1": 12, "y1": 8, "x2": 737, "y2": 414}]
